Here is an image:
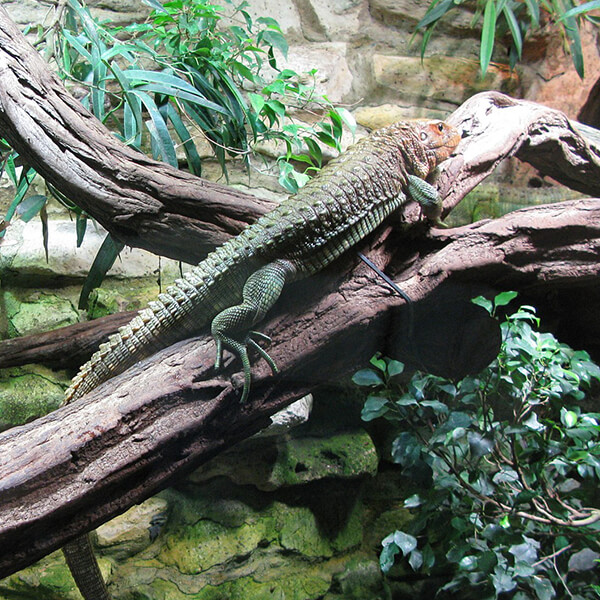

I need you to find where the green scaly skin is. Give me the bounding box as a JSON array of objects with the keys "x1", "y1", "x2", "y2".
[{"x1": 61, "y1": 118, "x2": 460, "y2": 600}]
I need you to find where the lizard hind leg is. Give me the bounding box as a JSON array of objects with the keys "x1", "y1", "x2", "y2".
[{"x1": 211, "y1": 259, "x2": 297, "y2": 402}]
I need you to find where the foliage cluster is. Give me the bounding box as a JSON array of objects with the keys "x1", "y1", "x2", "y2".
[
  {"x1": 417, "y1": 0, "x2": 600, "y2": 77},
  {"x1": 0, "y1": 0, "x2": 354, "y2": 307},
  {"x1": 355, "y1": 292, "x2": 600, "y2": 598}
]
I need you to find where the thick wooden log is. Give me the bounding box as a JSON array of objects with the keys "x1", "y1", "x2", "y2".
[
  {"x1": 1, "y1": 197, "x2": 600, "y2": 576},
  {"x1": 2, "y1": 5, "x2": 600, "y2": 583}
]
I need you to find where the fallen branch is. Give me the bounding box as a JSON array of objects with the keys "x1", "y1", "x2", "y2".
[{"x1": 2, "y1": 197, "x2": 600, "y2": 575}]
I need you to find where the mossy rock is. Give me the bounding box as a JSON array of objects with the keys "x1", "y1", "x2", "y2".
[
  {"x1": 0, "y1": 365, "x2": 67, "y2": 430},
  {"x1": 190, "y1": 428, "x2": 379, "y2": 491},
  {"x1": 0, "y1": 550, "x2": 112, "y2": 600},
  {"x1": 2, "y1": 290, "x2": 79, "y2": 338}
]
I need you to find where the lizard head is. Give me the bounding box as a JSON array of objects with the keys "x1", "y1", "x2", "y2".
[{"x1": 406, "y1": 119, "x2": 461, "y2": 178}]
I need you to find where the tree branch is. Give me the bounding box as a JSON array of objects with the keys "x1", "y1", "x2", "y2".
[{"x1": 2, "y1": 197, "x2": 600, "y2": 575}]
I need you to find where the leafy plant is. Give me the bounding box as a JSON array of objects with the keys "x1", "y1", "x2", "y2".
[
  {"x1": 3, "y1": 0, "x2": 354, "y2": 307},
  {"x1": 48, "y1": 0, "x2": 354, "y2": 191},
  {"x1": 355, "y1": 292, "x2": 600, "y2": 598},
  {"x1": 416, "y1": 0, "x2": 600, "y2": 78}
]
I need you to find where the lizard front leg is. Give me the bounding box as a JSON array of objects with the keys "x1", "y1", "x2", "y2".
[
  {"x1": 407, "y1": 173, "x2": 448, "y2": 228},
  {"x1": 211, "y1": 259, "x2": 297, "y2": 402}
]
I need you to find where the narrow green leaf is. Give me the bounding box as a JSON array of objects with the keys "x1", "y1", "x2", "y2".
[
  {"x1": 480, "y1": 1, "x2": 497, "y2": 75},
  {"x1": 141, "y1": 0, "x2": 168, "y2": 13},
  {"x1": 121, "y1": 69, "x2": 231, "y2": 115},
  {"x1": 523, "y1": 0, "x2": 540, "y2": 26},
  {"x1": 76, "y1": 213, "x2": 87, "y2": 247},
  {"x1": 502, "y1": 6, "x2": 523, "y2": 59},
  {"x1": 416, "y1": 0, "x2": 456, "y2": 29},
  {"x1": 165, "y1": 103, "x2": 203, "y2": 176},
  {"x1": 40, "y1": 202, "x2": 49, "y2": 262},
  {"x1": 133, "y1": 91, "x2": 178, "y2": 167},
  {"x1": 78, "y1": 233, "x2": 125, "y2": 309},
  {"x1": 15, "y1": 194, "x2": 46, "y2": 222},
  {"x1": 560, "y1": 0, "x2": 600, "y2": 20},
  {"x1": 60, "y1": 29, "x2": 92, "y2": 62}
]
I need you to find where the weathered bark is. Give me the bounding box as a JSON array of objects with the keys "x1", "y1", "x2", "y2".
[
  {"x1": 1, "y1": 6, "x2": 600, "y2": 263},
  {"x1": 1, "y1": 4, "x2": 600, "y2": 582},
  {"x1": 2, "y1": 197, "x2": 600, "y2": 575}
]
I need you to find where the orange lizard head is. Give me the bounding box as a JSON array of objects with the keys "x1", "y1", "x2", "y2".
[{"x1": 410, "y1": 119, "x2": 461, "y2": 178}]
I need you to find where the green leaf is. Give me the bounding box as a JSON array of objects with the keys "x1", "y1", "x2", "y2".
[
  {"x1": 509, "y1": 538, "x2": 539, "y2": 565},
  {"x1": 369, "y1": 354, "x2": 386, "y2": 371},
  {"x1": 132, "y1": 91, "x2": 178, "y2": 167},
  {"x1": 502, "y1": 6, "x2": 522, "y2": 60},
  {"x1": 165, "y1": 103, "x2": 203, "y2": 176},
  {"x1": 532, "y1": 576, "x2": 555, "y2": 600},
  {"x1": 260, "y1": 29, "x2": 289, "y2": 58},
  {"x1": 404, "y1": 494, "x2": 422, "y2": 508},
  {"x1": 393, "y1": 530, "x2": 418, "y2": 555},
  {"x1": 523, "y1": 412, "x2": 545, "y2": 432},
  {"x1": 76, "y1": 213, "x2": 87, "y2": 247},
  {"x1": 523, "y1": 0, "x2": 540, "y2": 26},
  {"x1": 391, "y1": 432, "x2": 422, "y2": 467},
  {"x1": 122, "y1": 70, "x2": 231, "y2": 115},
  {"x1": 415, "y1": 0, "x2": 456, "y2": 30},
  {"x1": 408, "y1": 549, "x2": 423, "y2": 570},
  {"x1": 472, "y1": 295, "x2": 493, "y2": 315},
  {"x1": 78, "y1": 233, "x2": 125, "y2": 309},
  {"x1": 352, "y1": 369, "x2": 384, "y2": 387},
  {"x1": 15, "y1": 194, "x2": 46, "y2": 222},
  {"x1": 387, "y1": 359, "x2": 405, "y2": 378},
  {"x1": 560, "y1": 0, "x2": 600, "y2": 20},
  {"x1": 379, "y1": 539, "x2": 399, "y2": 572},
  {"x1": 480, "y1": 0, "x2": 497, "y2": 75},
  {"x1": 361, "y1": 396, "x2": 389, "y2": 421},
  {"x1": 561, "y1": 407, "x2": 578, "y2": 428},
  {"x1": 494, "y1": 290, "x2": 518, "y2": 308},
  {"x1": 492, "y1": 567, "x2": 517, "y2": 593}
]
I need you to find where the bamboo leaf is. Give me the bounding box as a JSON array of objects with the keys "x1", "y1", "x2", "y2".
[
  {"x1": 416, "y1": 0, "x2": 456, "y2": 29},
  {"x1": 560, "y1": 0, "x2": 600, "y2": 19},
  {"x1": 480, "y1": 1, "x2": 497, "y2": 75},
  {"x1": 523, "y1": 0, "x2": 540, "y2": 26},
  {"x1": 503, "y1": 5, "x2": 523, "y2": 60},
  {"x1": 15, "y1": 194, "x2": 46, "y2": 222},
  {"x1": 78, "y1": 233, "x2": 125, "y2": 309},
  {"x1": 121, "y1": 69, "x2": 231, "y2": 115},
  {"x1": 165, "y1": 103, "x2": 203, "y2": 176},
  {"x1": 133, "y1": 91, "x2": 178, "y2": 167}
]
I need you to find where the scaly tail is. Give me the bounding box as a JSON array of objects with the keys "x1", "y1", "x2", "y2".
[
  {"x1": 62, "y1": 536, "x2": 110, "y2": 600},
  {"x1": 65, "y1": 244, "x2": 253, "y2": 403}
]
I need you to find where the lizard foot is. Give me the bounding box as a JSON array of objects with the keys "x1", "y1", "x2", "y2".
[{"x1": 213, "y1": 330, "x2": 278, "y2": 402}]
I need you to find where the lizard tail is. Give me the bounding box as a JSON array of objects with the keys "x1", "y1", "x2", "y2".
[
  {"x1": 62, "y1": 535, "x2": 111, "y2": 600},
  {"x1": 64, "y1": 245, "x2": 251, "y2": 403}
]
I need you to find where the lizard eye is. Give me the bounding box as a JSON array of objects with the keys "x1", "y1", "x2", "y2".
[{"x1": 437, "y1": 123, "x2": 444, "y2": 132}]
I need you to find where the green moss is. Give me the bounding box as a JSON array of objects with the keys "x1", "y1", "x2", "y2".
[
  {"x1": 0, "y1": 365, "x2": 67, "y2": 430},
  {"x1": 86, "y1": 288, "x2": 122, "y2": 319},
  {"x1": 269, "y1": 429, "x2": 379, "y2": 488},
  {"x1": 0, "y1": 551, "x2": 111, "y2": 600},
  {"x1": 159, "y1": 516, "x2": 274, "y2": 573},
  {"x1": 3, "y1": 290, "x2": 79, "y2": 338}
]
